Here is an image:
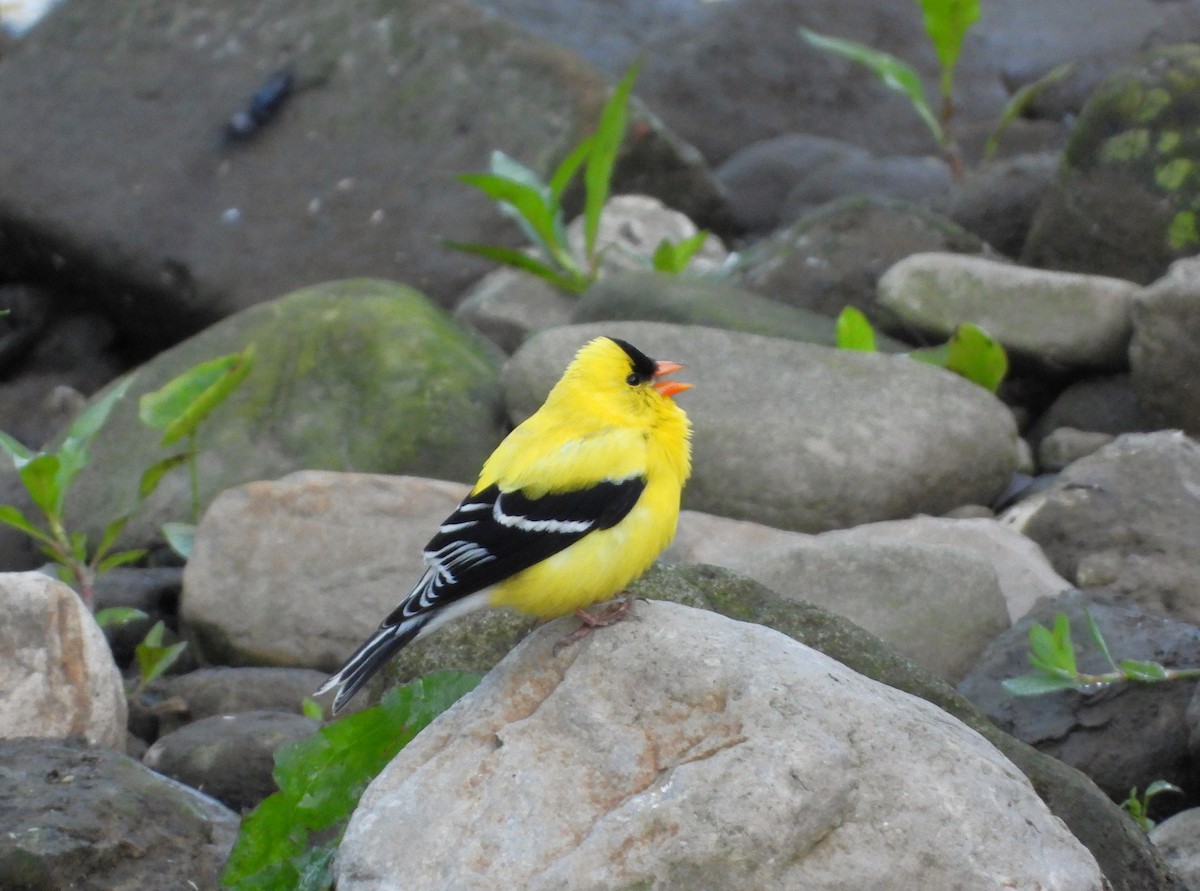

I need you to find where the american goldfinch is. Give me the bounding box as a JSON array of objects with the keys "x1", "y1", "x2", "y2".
[{"x1": 318, "y1": 336, "x2": 692, "y2": 713}]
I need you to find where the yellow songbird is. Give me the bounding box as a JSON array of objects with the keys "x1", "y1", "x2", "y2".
[{"x1": 318, "y1": 336, "x2": 692, "y2": 713}]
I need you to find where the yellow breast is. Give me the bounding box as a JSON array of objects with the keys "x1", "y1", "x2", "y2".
[{"x1": 487, "y1": 470, "x2": 683, "y2": 618}]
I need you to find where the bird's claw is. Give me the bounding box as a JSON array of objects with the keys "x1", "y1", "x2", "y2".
[{"x1": 553, "y1": 597, "x2": 636, "y2": 653}]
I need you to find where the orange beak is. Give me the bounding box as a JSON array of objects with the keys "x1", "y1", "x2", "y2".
[{"x1": 652, "y1": 360, "x2": 692, "y2": 399}]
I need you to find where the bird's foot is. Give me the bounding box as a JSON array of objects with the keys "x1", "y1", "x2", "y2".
[{"x1": 553, "y1": 597, "x2": 636, "y2": 653}]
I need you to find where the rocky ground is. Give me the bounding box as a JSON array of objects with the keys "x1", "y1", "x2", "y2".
[{"x1": 4, "y1": 0, "x2": 1200, "y2": 889}]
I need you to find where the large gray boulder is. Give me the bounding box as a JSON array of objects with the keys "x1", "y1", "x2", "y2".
[
  {"x1": 0, "y1": 0, "x2": 726, "y2": 350},
  {"x1": 643, "y1": 564, "x2": 1182, "y2": 891},
  {"x1": 337, "y1": 602, "x2": 1103, "y2": 890},
  {"x1": 503, "y1": 323, "x2": 1019, "y2": 532}
]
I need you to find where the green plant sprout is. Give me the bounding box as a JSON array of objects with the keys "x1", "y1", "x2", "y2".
[
  {"x1": 300, "y1": 696, "x2": 325, "y2": 721},
  {"x1": 802, "y1": 0, "x2": 979, "y2": 177},
  {"x1": 801, "y1": 1, "x2": 1071, "y2": 173},
  {"x1": 835, "y1": 305, "x2": 878, "y2": 352},
  {"x1": 0, "y1": 376, "x2": 145, "y2": 605},
  {"x1": 131, "y1": 619, "x2": 188, "y2": 696},
  {"x1": 981, "y1": 61, "x2": 1073, "y2": 161},
  {"x1": 95, "y1": 604, "x2": 187, "y2": 697},
  {"x1": 1120, "y1": 781, "x2": 1183, "y2": 832},
  {"x1": 139, "y1": 344, "x2": 256, "y2": 528},
  {"x1": 0, "y1": 347, "x2": 257, "y2": 604},
  {"x1": 1002, "y1": 610, "x2": 1200, "y2": 697},
  {"x1": 834, "y1": 306, "x2": 1007, "y2": 391},
  {"x1": 650, "y1": 231, "x2": 710, "y2": 275},
  {"x1": 222, "y1": 671, "x2": 481, "y2": 890},
  {"x1": 94, "y1": 606, "x2": 148, "y2": 628},
  {"x1": 449, "y1": 62, "x2": 709, "y2": 293}
]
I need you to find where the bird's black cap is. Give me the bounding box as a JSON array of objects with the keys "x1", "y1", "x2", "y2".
[{"x1": 609, "y1": 337, "x2": 657, "y2": 380}]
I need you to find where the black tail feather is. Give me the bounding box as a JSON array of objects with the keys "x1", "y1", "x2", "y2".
[{"x1": 317, "y1": 617, "x2": 429, "y2": 714}]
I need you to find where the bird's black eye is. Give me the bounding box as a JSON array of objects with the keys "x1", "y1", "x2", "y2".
[{"x1": 626, "y1": 372, "x2": 641, "y2": 386}]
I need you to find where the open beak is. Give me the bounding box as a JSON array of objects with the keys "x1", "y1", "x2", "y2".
[{"x1": 652, "y1": 360, "x2": 692, "y2": 399}]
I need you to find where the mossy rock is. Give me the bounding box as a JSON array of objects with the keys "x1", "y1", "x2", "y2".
[
  {"x1": 64, "y1": 279, "x2": 506, "y2": 547},
  {"x1": 1024, "y1": 44, "x2": 1200, "y2": 283}
]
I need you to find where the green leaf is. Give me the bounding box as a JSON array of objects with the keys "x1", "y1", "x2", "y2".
[
  {"x1": 1121, "y1": 788, "x2": 1148, "y2": 829},
  {"x1": 1051, "y1": 612, "x2": 1076, "y2": 675},
  {"x1": 0, "y1": 504, "x2": 55, "y2": 546},
  {"x1": 222, "y1": 794, "x2": 306, "y2": 890},
  {"x1": 68, "y1": 530, "x2": 88, "y2": 565},
  {"x1": 1168, "y1": 211, "x2": 1200, "y2": 251},
  {"x1": 135, "y1": 620, "x2": 187, "y2": 687},
  {"x1": 1120, "y1": 659, "x2": 1170, "y2": 682},
  {"x1": 651, "y1": 231, "x2": 710, "y2": 275},
  {"x1": 916, "y1": 0, "x2": 980, "y2": 100},
  {"x1": 0, "y1": 430, "x2": 34, "y2": 465},
  {"x1": 222, "y1": 671, "x2": 481, "y2": 889},
  {"x1": 910, "y1": 323, "x2": 1008, "y2": 391},
  {"x1": 138, "y1": 453, "x2": 190, "y2": 500},
  {"x1": 1001, "y1": 674, "x2": 1081, "y2": 696},
  {"x1": 18, "y1": 453, "x2": 62, "y2": 519},
  {"x1": 488, "y1": 150, "x2": 549, "y2": 193},
  {"x1": 51, "y1": 376, "x2": 135, "y2": 508},
  {"x1": 984, "y1": 61, "x2": 1073, "y2": 161},
  {"x1": 97, "y1": 549, "x2": 147, "y2": 574},
  {"x1": 64, "y1": 375, "x2": 135, "y2": 449},
  {"x1": 139, "y1": 346, "x2": 256, "y2": 446},
  {"x1": 485, "y1": 151, "x2": 571, "y2": 255},
  {"x1": 53, "y1": 441, "x2": 87, "y2": 514},
  {"x1": 835, "y1": 306, "x2": 878, "y2": 352},
  {"x1": 1084, "y1": 607, "x2": 1119, "y2": 673},
  {"x1": 548, "y1": 135, "x2": 595, "y2": 204},
  {"x1": 801, "y1": 28, "x2": 943, "y2": 144},
  {"x1": 947, "y1": 324, "x2": 1007, "y2": 390},
  {"x1": 93, "y1": 515, "x2": 129, "y2": 565},
  {"x1": 141, "y1": 619, "x2": 164, "y2": 648},
  {"x1": 444, "y1": 241, "x2": 588, "y2": 294},
  {"x1": 458, "y1": 172, "x2": 562, "y2": 262},
  {"x1": 94, "y1": 606, "x2": 149, "y2": 628},
  {"x1": 294, "y1": 846, "x2": 337, "y2": 891},
  {"x1": 162, "y1": 522, "x2": 196, "y2": 561},
  {"x1": 277, "y1": 671, "x2": 481, "y2": 818},
  {"x1": 583, "y1": 61, "x2": 639, "y2": 262},
  {"x1": 1145, "y1": 780, "x2": 1183, "y2": 798},
  {"x1": 1027, "y1": 622, "x2": 1062, "y2": 670}
]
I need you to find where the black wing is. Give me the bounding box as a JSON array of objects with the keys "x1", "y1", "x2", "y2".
[{"x1": 383, "y1": 477, "x2": 646, "y2": 626}]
